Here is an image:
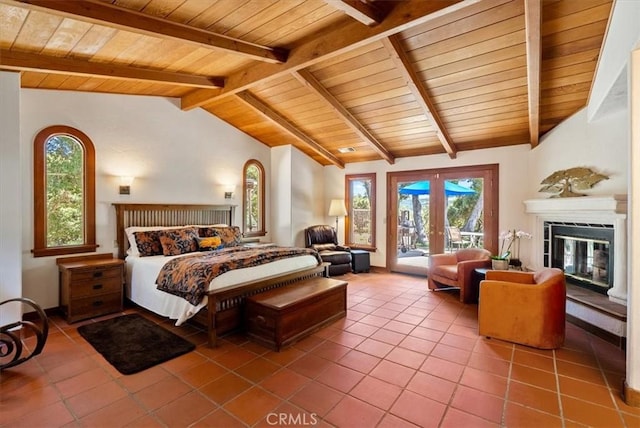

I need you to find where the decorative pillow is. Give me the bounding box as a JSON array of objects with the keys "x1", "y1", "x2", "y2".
[
  {"x1": 158, "y1": 227, "x2": 199, "y2": 256},
  {"x1": 197, "y1": 236, "x2": 223, "y2": 251},
  {"x1": 198, "y1": 226, "x2": 242, "y2": 247},
  {"x1": 126, "y1": 226, "x2": 175, "y2": 257},
  {"x1": 132, "y1": 230, "x2": 165, "y2": 257},
  {"x1": 215, "y1": 226, "x2": 242, "y2": 247},
  {"x1": 198, "y1": 226, "x2": 222, "y2": 238}
]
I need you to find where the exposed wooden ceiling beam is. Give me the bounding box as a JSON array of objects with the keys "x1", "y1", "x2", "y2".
[
  {"x1": 181, "y1": 0, "x2": 477, "y2": 110},
  {"x1": 11, "y1": 0, "x2": 288, "y2": 64},
  {"x1": 293, "y1": 69, "x2": 395, "y2": 165},
  {"x1": 235, "y1": 91, "x2": 345, "y2": 169},
  {"x1": 0, "y1": 49, "x2": 224, "y2": 88},
  {"x1": 382, "y1": 36, "x2": 458, "y2": 159},
  {"x1": 324, "y1": 0, "x2": 386, "y2": 26},
  {"x1": 525, "y1": 0, "x2": 541, "y2": 148}
]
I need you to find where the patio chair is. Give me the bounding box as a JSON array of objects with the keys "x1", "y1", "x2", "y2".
[{"x1": 446, "y1": 227, "x2": 471, "y2": 251}]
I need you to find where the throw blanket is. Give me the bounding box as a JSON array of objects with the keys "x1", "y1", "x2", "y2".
[{"x1": 156, "y1": 246, "x2": 322, "y2": 306}]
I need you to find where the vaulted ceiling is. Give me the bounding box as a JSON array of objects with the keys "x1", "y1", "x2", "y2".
[{"x1": 0, "y1": 0, "x2": 614, "y2": 168}]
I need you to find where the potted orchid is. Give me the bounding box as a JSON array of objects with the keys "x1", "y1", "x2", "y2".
[{"x1": 492, "y1": 229, "x2": 532, "y2": 270}]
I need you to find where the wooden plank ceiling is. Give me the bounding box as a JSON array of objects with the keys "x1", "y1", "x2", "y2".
[{"x1": 0, "y1": 0, "x2": 614, "y2": 167}]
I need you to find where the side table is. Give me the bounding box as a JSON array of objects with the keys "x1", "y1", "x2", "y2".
[
  {"x1": 57, "y1": 254, "x2": 125, "y2": 323},
  {"x1": 471, "y1": 268, "x2": 490, "y2": 303},
  {"x1": 350, "y1": 249, "x2": 370, "y2": 273}
]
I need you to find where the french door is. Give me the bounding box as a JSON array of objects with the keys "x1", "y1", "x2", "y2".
[{"x1": 387, "y1": 164, "x2": 499, "y2": 276}]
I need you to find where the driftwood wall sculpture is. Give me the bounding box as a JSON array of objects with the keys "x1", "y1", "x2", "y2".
[{"x1": 539, "y1": 167, "x2": 609, "y2": 198}]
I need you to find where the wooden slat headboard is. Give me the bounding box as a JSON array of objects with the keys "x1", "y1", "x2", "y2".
[{"x1": 113, "y1": 203, "x2": 236, "y2": 259}]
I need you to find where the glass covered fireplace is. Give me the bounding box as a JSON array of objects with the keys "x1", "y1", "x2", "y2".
[
  {"x1": 549, "y1": 223, "x2": 614, "y2": 295},
  {"x1": 526, "y1": 196, "x2": 627, "y2": 305}
]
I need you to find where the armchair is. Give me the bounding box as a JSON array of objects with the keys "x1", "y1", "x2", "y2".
[
  {"x1": 478, "y1": 268, "x2": 566, "y2": 349},
  {"x1": 427, "y1": 248, "x2": 491, "y2": 303},
  {"x1": 304, "y1": 225, "x2": 352, "y2": 276}
]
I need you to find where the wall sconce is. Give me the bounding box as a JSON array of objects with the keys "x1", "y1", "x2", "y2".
[
  {"x1": 224, "y1": 185, "x2": 236, "y2": 199},
  {"x1": 119, "y1": 176, "x2": 134, "y2": 195}
]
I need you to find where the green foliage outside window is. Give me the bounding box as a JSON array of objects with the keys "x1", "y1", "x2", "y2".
[
  {"x1": 347, "y1": 174, "x2": 375, "y2": 249},
  {"x1": 45, "y1": 135, "x2": 84, "y2": 246},
  {"x1": 244, "y1": 163, "x2": 260, "y2": 232},
  {"x1": 398, "y1": 178, "x2": 483, "y2": 246},
  {"x1": 447, "y1": 178, "x2": 483, "y2": 232},
  {"x1": 352, "y1": 184, "x2": 370, "y2": 209}
]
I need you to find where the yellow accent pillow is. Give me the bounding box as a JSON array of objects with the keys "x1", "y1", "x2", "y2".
[{"x1": 198, "y1": 236, "x2": 222, "y2": 251}]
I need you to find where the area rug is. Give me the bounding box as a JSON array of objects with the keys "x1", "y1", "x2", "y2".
[{"x1": 77, "y1": 314, "x2": 195, "y2": 375}]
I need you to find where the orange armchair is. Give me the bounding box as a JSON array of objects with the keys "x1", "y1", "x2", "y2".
[
  {"x1": 478, "y1": 268, "x2": 566, "y2": 349},
  {"x1": 427, "y1": 248, "x2": 491, "y2": 303}
]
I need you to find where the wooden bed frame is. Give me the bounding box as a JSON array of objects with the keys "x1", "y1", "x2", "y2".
[{"x1": 113, "y1": 203, "x2": 324, "y2": 347}]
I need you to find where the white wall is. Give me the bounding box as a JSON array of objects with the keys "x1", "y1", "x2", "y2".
[
  {"x1": 291, "y1": 147, "x2": 325, "y2": 247},
  {"x1": 528, "y1": 107, "x2": 629, "y2": 198},
  {"x1": 270, "y1": 145, "x2": 325, "y2": 247},
  {"x1": 324, "y1": 144, "x2": 532, "y2": 268},
  {"x1": 0, "y1": 72, "x2": 22, "y2": 324},
  {"x1": 271, "y1": 146, "x2": 293, "y2": 246},
  {"x1": 20, "y1": 89, "x2": 271, "y2": 310}
]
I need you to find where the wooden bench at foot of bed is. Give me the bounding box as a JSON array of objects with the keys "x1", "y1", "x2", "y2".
[
  {"x1": 195, "y1": 263, "x2": 327, "y2": 347},
  {"x1": 244, "y1": 277, "x2": 347, "y2": 351}
]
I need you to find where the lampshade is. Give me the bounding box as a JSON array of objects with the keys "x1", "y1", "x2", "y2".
[{"x1": 328, "y1": 199, "x2": 347, "y2": 217}]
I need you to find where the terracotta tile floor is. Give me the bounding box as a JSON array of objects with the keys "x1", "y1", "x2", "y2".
[{"x1": 2, "y1": 271, "x2": 638, "y2": 427}]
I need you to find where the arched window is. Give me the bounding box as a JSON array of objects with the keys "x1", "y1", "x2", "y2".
[
  {"x1": 33, "y1": 125, "x2": 97, "y2": 257},
  {"x1": 242, "y1": 159, "x2": 265, "y2": 237}
]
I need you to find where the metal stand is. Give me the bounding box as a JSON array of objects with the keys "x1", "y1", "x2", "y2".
[{"x1": 1, "y1": 298, "x2": 49, "y2": 370}]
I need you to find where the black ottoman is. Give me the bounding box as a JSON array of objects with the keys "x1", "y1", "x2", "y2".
[{"x1": 350, "y1": 249, "x2": 370, "y2": 273}]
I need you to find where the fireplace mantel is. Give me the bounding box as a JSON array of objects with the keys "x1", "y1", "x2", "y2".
[
  {"x1": 524, "y1": 194, "x2": 628, "y2": 305},
  {"x1": 524, "y1": 195, "x2": 627, "y2": 217}
]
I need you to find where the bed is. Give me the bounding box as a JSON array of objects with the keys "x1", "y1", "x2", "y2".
[{"x1": 113, "y1": 203, "x2": 325, "y2": 347}]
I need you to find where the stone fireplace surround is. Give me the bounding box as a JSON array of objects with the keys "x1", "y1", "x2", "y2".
[{"x1": 524, "y1": 195, "x2": 628, "y2": 340}]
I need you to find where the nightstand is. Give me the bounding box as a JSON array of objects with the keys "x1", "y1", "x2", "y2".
[{"x1": 57, "y1": 254, "x2": 125, "y2": 323}]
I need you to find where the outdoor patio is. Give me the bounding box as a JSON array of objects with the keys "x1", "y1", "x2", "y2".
[{"x1": 396, "y1": 179, "x2": 484, "y2": 271}]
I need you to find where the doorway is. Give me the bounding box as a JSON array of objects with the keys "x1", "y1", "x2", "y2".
[{"x1": 387, "y1": 164, "x2": 499, "y2": 276}]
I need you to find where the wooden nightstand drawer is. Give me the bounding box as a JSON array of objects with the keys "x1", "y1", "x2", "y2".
[
  {"x1": 69, "y1": 275, "x2": 122, "y2": 298},
  {"x1": 57, "y1": 254, "x2": 125, "y2": 323},
  {"x1": 69, "y1": 293, "x2": 122, "y2": 323},
  {"x1": 68, "y1": 265, "x2": 122, "y2": 283}
]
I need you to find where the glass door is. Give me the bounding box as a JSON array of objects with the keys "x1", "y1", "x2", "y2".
[
  {"x1": 388, "y1": 173, "x2": 437, "y2": 276},
  {"x1": 442, "y1": 177, "x2": 485, "y2": 253},
  {"x1": 387, "y1": 165, "x2": 498, "y2": 276}
]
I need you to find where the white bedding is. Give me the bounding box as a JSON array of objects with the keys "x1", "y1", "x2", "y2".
[{"x1": 125, "y1": 252, "x2": 319, "y2": 325}]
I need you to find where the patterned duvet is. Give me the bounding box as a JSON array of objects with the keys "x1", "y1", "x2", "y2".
[{"x1": 156, "y1": 246, "x2": 322, "y2": 305}]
